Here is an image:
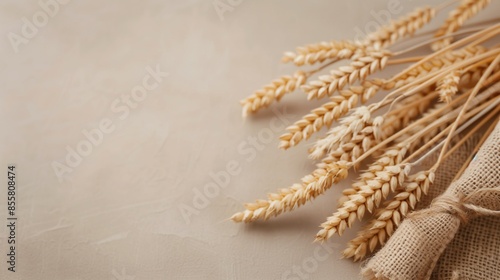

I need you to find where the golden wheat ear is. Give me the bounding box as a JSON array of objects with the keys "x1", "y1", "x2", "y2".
[
  {"x1": 437, "y1": 70, "x2": 461, "y2": 103},
  {"x1": 231, "y1": 161, "x2": 350, "y2": 223},
  {"x1": 364, "y1": 6, "x2": 436, "y2": 49},
  {"x1": 240, "y1": 71, "x2": 307, "y2": 117},
  {"x1": 431, "y1": 0, "x2": 491, "y2": 51},
  {"x1": 283, "y1": 5, "x2": 437, "y2": 65},
  {"x1": 282, "y1": 40, "x2": 361, "y2": 66}
]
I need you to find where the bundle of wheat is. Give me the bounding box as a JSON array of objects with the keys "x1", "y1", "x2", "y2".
[{"x1": 233, "y1": 0, "x2": 498, "y2": 265}]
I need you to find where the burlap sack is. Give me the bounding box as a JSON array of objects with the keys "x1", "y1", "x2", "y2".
[{"x1": 362, "y1": 121, "x2": 500, "y2": 280}]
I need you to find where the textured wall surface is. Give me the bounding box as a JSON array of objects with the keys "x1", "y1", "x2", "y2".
[{"x1": 0, "y1": 1, "x2": 498, "y2": 279}]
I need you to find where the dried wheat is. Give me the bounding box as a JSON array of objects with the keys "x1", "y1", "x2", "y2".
[
  {"x1": 241, "y1": 71, "x2": 307, "y2": 117},
  {"x1": 231, "y1": 161, "x2": 350, "y2": 223},
  {"x1": 364, "y1": 6, "x2": 436, "y2": 49},
  {"x1": 282, "y1": 40, "x2": 361, "y2": 66},
  {"x1": 437, "y1": 70, "x2": 461, "y2": 103},
  {"x1": 282, "y1": 6, "x2": 435, "y2": 66}
]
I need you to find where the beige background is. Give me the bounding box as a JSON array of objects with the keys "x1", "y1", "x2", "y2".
[{"x1": 0, "y1": 1, "x2": 498, "y2": 279}]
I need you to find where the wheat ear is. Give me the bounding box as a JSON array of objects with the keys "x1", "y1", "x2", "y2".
[
  {"x1": 431, "y1": 0, "x2": 491, "y2": 51},
  {"x1": 437, "y1": 70, "x2": 461, "y2": 103},
  {"x1": 231, "y1": 161, "x2": 350, "y2": 223},
  {"x1": 364, "y1": 6, "x2": 436, "y2": 49},
  {"x1": 302, "y1": 51, "x2": 391, "y2": 100},
  {"x1": 240, "y1": 71, "x2": 307, "y2": 117},
  {"x1": 282, "y1": 6, "x2": 435, "y2": 66},
  {"x1": 282, "y1": 40, "x2": 361, "y2": 66}
]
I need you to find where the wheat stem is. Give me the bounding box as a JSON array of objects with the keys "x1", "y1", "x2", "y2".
[
  {"x1": 433, "y1": 54, "x2": 500, "y2": 171},
  {"x1": 379, "y1": 47, "x2": 500, "y2": 110},
  {"x1": 392, "y1": 23, "x2": 500, "y2": 82},
  {"x1": 387, "y1": 56, "x2": 426, "y2": 65},
  {"x1": 404, "y1": 97, "x2": 499, "y2": 166}
]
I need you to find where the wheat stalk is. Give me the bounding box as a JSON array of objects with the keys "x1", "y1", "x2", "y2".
[
  {"x1": 282, "y1": 6, "x2": 436, "y2": 67},
  {"x1": 431, "y1": 0, "x2": 491, "y2": 51},
  {"x1": 302, "y1": 51, "x2": 391, "y2": 100},
  {"x1": 282, "y1": 40, "x2": 361, "y2": 66},
  {"x1": 240, "y1": 71, "x2": 307, "y2": 117},
  {"x1": 231, "y1": 161, "x2": 350, "y2": 223},
  {"x1": 364, "y1": 6, "x2": 436, "y2": 49}
]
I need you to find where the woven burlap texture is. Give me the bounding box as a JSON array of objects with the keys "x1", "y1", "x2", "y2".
[{"x1": 362, "y1": 122, "x2": 500, "y2": 280}]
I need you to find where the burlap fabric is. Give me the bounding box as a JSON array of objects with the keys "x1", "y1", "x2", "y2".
[{"x1": 362, "y1": 122, "x2": 500, "y2": 280}]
